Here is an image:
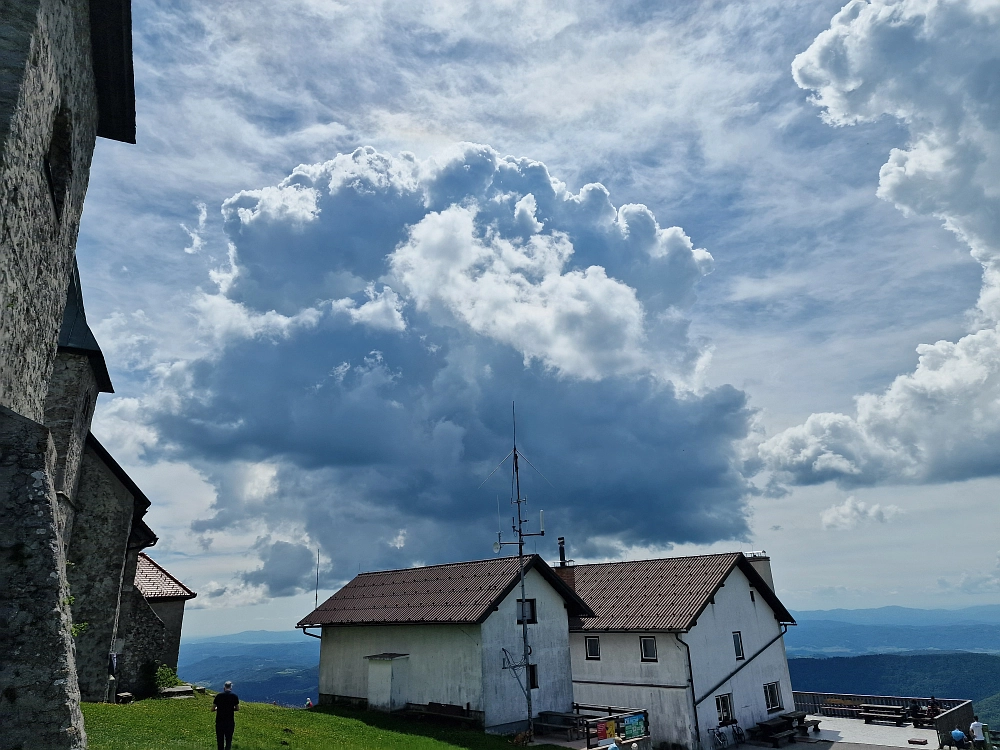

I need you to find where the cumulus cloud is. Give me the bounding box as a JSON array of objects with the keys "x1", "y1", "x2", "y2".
[
  {"x1": 97, "y1": 144, "x2": 753, "y2": 585},
  {"x1": 763, "y1": 0, "x2": 1000, "y2": 488},
  {"x1": 820, "y1": 495, "x2": 901, "y2": 530}
]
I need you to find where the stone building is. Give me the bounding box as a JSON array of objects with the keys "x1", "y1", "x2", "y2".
[{"x1": 1, "y1": 0, "x2": 139, "y2": 747}]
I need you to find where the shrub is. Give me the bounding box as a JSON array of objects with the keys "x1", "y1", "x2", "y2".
[{"x1": 154, "y1": 665, "x2": 183, "y2": 690}]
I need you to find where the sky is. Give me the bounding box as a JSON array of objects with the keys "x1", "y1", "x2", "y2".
[{"x1": 73, "y1": 0, "x2": 1000, "y2": 637}]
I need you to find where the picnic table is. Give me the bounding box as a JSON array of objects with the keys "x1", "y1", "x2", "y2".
[
  {"x1": 859, "y1": 705, "x2": 907, "y2": 726},
  {"x1": 782, "y1": 712, "x2": 821, "y2": 735},
  {"x1": 537, "y1": 710, "x2": 588, "y2": 740},
  {"x1": 757, "y1": 717, "x2": 797, "y2": 748}
]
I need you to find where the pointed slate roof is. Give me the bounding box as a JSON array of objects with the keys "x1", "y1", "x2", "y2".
[
  {"x1": 567, "y1": 552, "x2": 795, "y2": 632},
  {"x1": 297, "y1": 554, "x2": 593, "y2": 628},
  {"x1": 59, "y1": 262, "x2": 113, "y2": 393},
  {"x1": 135, "y1": 553, "x2": 197, "y2": 601}
]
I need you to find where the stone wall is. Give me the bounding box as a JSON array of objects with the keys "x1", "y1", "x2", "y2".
[
  {"x1": 66, "y1": 444, "x2": 135, "y2": 702},
  {"x1": 0, "y1": 406, "x2": 85, "y2": 750},
  {"x1": 44, "y1": 352, "x2": 98, "y2": 505},
  {"x1": 117, "y1": 588, "x2": 170, "y2": 700},
  {"x1": 147, "y1": 599, "x2": 186, "y2": 672},
  {"x1": 0, "y1": 0, "x2": 99, "y2": 424}
]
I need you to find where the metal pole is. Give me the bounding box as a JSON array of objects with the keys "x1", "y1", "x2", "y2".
[{"x1": 513, "y1": 408, "x2": 533, "y2": 738}]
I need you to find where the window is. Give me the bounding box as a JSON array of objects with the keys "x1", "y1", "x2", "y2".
[
  {"x1": 528, "y1": 664, "x2": 539, "y2": 690},
  {"x1": 733, "y1": 631, "x2": 745, "y2": 660},
  {"x1": 640, "y1": 636, "x2": 657, "y2": 662},
  {"x1": 716, "y1": 693, "x2": 734, "y2": 725},
  {"x1": 750, "y1": 589, "x2": 756, "y2": 603},
  {"x1": 516, "y1": 599, "x2": 537, "y2": 624},
  {"x1": 764, "y1": 681, "x2": 783, "y2": 711},
  {"x1": 585, "y1": 636, "x2": 601, "y2": 660}
]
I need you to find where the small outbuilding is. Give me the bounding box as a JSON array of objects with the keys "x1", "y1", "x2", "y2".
[{"x1": 298, "y1": 554, "x2": 594, "y2": 735}]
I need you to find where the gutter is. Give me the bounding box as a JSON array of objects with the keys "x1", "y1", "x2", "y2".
[
  {"x1": 298, "y1": 626, "x2": 322, "y2": 640},
  {"x1": 677, "y1": 633, "x2": 700, "y2": 747},
  {"x1": 694, "y1": 624, "x2": 789, "y2": 706}
]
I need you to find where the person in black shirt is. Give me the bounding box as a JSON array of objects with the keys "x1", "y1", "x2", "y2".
[{"x1": 212, "y1": 681, "x2": 239, "y2": 750}]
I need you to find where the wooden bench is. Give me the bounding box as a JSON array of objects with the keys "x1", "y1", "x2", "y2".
[
  {"x1": 768, "y1": 729, "x2": 798, "y2": 747},
  {"x1": 534, "y1": 721, "x2": 578, "y2": 741},
  {"x1": 797, "y1": 720, "x2": 821, "y2": 735}
]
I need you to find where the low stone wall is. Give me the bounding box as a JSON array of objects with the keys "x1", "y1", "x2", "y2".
[{"x1": 0, "y1": 407, "x2": 85, "y2": 750}]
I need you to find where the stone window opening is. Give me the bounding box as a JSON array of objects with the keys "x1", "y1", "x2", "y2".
[{"x1": 44, "y1": 105, "x2": 74, "y2": 223}]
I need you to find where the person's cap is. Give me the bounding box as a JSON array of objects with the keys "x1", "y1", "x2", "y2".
[{"x1": 224, "y1": 681, "x2": 233, "y2": 689}]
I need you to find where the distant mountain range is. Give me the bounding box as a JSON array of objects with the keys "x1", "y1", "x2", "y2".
[
  {"x1": 177, "y1": 606, "x2": 1000, "y2": 709},
  {"x1": 790, "y1": 606, "x2": 1000, "y2": 627},
  {"x1": 178, "y1": 630, "x2": 319, "y2": 707}
]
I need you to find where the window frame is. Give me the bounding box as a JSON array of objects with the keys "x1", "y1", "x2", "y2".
[
  {"x1": 716, "y1": 693, "x2": 734, "y2": 725},
  {"x1": 528, "y1": 663, "x2": 539, "y2": 690},
  {"x1": 763, "y1": 681, "x2": 783, "y2": 712},
  {"x1": 585, "y1": 635, "x2": 601, "y2": 660},
  {"x1": 639, "y1": 636, "x2": 658, "y2": 662},
  {"x1": 733, "y1": 631, "x2": 745, "y2": 660},
  {"x1": 516, "y1": 598, "x2": 537, "y2": 624}
]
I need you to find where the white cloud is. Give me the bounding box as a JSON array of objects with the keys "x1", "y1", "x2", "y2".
[
  {"x1": 820, "y1": 495, "x2": 901, "y2": 530},
  {"x1": 390, "y1": 204, "x2": 656, "y2": 381},
  {"x1": 182, "y1": 202, "x2": 208, "y2": 254},
  {"x1": 332, "y1": 284, "x2": 407, "y2": 332},
  {"x1": 764, "y1": 0, "x2": 1000, "y2": 487}
]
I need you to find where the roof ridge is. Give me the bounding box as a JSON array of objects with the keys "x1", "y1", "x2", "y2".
[
  {"x1": 353, "y1": 553, "x2": 532, "y2": 577},
  {"x1": 573, "y1": 552, "x2": 740, "y2": 569}
]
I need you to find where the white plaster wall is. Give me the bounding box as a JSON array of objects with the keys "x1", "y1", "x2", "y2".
[
  {"x1": 570, "y1": 631, "x2": 697, "y2": 749},
  {"x1": 480, "y1": 568, "x2": 574, "y2": 732},
  {"x1": 686, "y1": 567, "x2": 793, "y2": 746},
  {"x1": 319, "y1": 624, "x2": 483, "y2": 711}
]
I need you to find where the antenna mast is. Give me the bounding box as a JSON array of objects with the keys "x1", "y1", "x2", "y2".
[
  {"x1": 494, "y1": 402, "x2": 544, "y2": 740},
  {"x1": 315, "y1": 548, "x2": 320, "y2": 609}
]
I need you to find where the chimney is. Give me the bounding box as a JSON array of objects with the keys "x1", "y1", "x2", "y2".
[
  {"x1": 555, "y1": 537, "x2": 575, "y2": 590},
  {"x1": 745, "y1": 551, "x2": 774, "y2": 591}
]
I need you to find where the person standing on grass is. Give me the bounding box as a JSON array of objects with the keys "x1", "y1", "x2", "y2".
[{"x1": 212, "y1": 681, "x2": 239, "y2": 750}]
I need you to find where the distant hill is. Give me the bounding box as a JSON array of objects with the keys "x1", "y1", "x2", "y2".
[
  {"x1": 784, "y1": 621, "x2": 1000, "y2": 657},
  {"x1": 178, "y1": 631, "x2": 320, "y2": 707},
  {"x1": 790, "y1": 606, "x2": 1000, "y2": 627},
  {"x1": 789, "y1": 652, "x2": 1000, "y2": 728},
  {"x1": 183, "y1": 629, "x2": 308, "y2": 644}
]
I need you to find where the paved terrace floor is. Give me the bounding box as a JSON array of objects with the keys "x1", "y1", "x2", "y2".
[
  {"x1": 801, "y1": 715, "x2": 939, "y2": 748},
  {"x1": 532, "y1": 715, "x2": 941, "y2": 750}
]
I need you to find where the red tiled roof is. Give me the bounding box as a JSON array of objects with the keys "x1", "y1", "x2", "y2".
[
  {"x1": 135, "y1": 553, "x2": 197, "y2": 601},
  {"x1": 297, "y1": 554, "x2": 593, "y2": 628},
  {"x1": 569, "y1": 552, "x2": 794, "y2": 632}
]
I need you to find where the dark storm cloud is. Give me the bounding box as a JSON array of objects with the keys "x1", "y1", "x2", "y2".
[{"x1": 145, "y1": 144, "x2": 756, "y2": 588}]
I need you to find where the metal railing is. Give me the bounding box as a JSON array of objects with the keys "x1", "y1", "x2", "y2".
[{"x1": 793, "y1": 691, "x2": 966, "y2": 717}]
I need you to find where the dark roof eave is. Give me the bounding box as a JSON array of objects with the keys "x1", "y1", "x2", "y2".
[
  {"x1": 89, "y1": 0, "x2": 136, "y2": 143},
  {"x1": 58, "y1": 346, "x2": 114, "y2": 393},
  {"x1": 146, "y1": 593, "x2": 197, "y2": 602}
]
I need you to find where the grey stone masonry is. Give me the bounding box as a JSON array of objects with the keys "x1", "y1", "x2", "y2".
[
  {"x1": 44, "y1": 352, "x2": 99, "y2": 506},
  {"x1": 0, "y1": 406, "x2": 86, "y2": 750},
  {"x1": 117, "y1": 588, "x2": 170, "y2": 700},
  {"x1": 66, "y1": 443, "x2": 135, "y2": 703},
  {"x1": 0, "y1": 0, "x2": 99, "y2": 423}
]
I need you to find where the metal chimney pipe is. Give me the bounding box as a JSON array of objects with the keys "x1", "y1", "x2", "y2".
[{"x1": 558, "y1": 536, "x2": 566, "y2": 567}]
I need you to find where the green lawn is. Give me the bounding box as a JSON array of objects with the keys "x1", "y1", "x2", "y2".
[{"x1": 82, "y1": 694, "x2": 562, "y2": 750}]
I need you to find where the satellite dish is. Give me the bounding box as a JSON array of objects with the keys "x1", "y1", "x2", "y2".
[{"x1": 493, "y1": 541, "x2": 501, "y2": 554}]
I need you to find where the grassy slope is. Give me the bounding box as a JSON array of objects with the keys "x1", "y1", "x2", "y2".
[{"x1": 82, "y1": 694, "x2": 561, "y2": 750}]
